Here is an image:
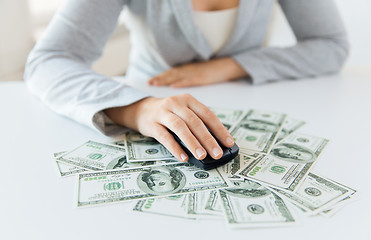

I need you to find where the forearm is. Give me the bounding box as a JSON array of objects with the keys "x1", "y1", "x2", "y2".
[
  {"x1": 212, "y1": 57, "x2": 249, "y2": 81},
  {"x1": 24, "y1": 0, "x2": 143, "y2": 134},
  {"x1": 232, "y1": 38, "x2": 349, "y2": 84}
]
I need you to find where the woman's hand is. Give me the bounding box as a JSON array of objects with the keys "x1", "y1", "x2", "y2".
[
  {"x1": 148, "y1": 57, "x2": 247, "y2": 88},
  {"x1": 104, "y1": 94, "x2": 235, "y2": 162}
]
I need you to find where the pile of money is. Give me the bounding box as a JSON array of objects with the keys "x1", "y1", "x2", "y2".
[{"x1": 53, "y1": 108, "x2": 357, "y2": 229}]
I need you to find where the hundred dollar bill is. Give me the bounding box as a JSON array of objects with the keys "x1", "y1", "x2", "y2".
[
  {"x1": 239, "y1": 150, "x2": 262, "y2": 159},
  {"x1": 57, "y1": 141, "x2": 127, "y2": 171},
  {"x1": 186, "y1": 191, "x2": 222, "y2": 218},
  {"x1": 237, "y1": 132, "x2": 329, "y2": 192},
  {"x1": 54, "y1": 139, "x2": 130, "y2": 177},
  {"x1": 218, "y1": 154, "x2": 260, "y2": 180},
  {"x1": 109, "y1": 139, "x2": 178, "y2": 167},
  {"x1": 230, "y1": 109, "x2": 287, "y2": 153},
  {"x1": 270, "y1": 173, "x2": 355, "y2": 215},
  {"x1": 320, "y1": 185, "x2": 357, "y2": 216},
  {"x1": 76, "y1": 163, "x2": 229, "y2": 207},
  {"x1": 275, "y1": 117, "x2": 306, "y2": 144},
  {"x1": 57, "y1": 140, "x2": 177, "y2": 171},
  {"x1": 133, "y1": 195, "x2": 195, "y2": 220},
  {"x1": 54, "y1": 152, "x2": 87, "y2": 177},
  {"x1": 218, "y1": 155, "x2": 243, "y2": 179},
  {"x1": 209, "y1": 107, "x2": 245, "y2": 131},
  {"x1": 125, "y1": 131, "x2": 175, "y2": 162},
  {"x1": 204, "y1": 190, "x2": 222, "y2": 214},
  {"x1": 219, "y1": 179, "x2": 298, "y2": 228}
]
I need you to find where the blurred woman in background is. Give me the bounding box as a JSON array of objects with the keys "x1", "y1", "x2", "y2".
[{"x1": 24, "y1": 0, "x2": 348, "y2": 163}]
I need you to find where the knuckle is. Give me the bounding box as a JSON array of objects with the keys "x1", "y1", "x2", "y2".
[
  {"x1": 203, "y1": 109, "x2": 217, "y2": 120},
  {"x1": 202, "y1": 134, "x2": 216, "y2": 146},
  {"x1": 162, "y1": 97, "x2": 177, "y2": 107},
  {"x1": 169, "y1": 117, "x2": 185, "y2": 130},
  {"x1": 188, "y1": 114, "x2": 202, "y2": 126},
  {"x1": 181, "y1": 93, "x2": 193, "y2": 100},
  {"x1": 153, "y1": 129, "x2": 168, "y2": 143}
]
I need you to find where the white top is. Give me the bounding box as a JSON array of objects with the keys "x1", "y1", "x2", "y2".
[{"x1": 193, "y1": 8, "x2": 238, "y2": 54}]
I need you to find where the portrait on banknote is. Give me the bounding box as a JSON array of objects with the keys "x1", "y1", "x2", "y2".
[
  {"x1": 226, "y1": 182, "x2": 271, "y2": 199},
  {"x1": 107, "y1": 156, "x2": 129, "y2": 169},
  {"x1": 270, "y1": 143, "x2": 316, "y2": 163},
  {"x1": 137, "y1": 166, "x2": 186, "y2": 195},
  {"x1": 242, "y1": 119, "x2": 278, "y2": 133}
]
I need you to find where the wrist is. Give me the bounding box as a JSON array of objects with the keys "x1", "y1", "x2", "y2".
[
  {"x1": 104, "y1": 97, "x2": 154, "y2": 130},
  {"x1": 216, "y1": 57, "x2": 249, "y2": 81}
]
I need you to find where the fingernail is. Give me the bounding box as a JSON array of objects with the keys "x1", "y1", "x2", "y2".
[
  {"x1": 196, "y1": 148, "x2": 206, "y2": 159},
  {"x1": 213, "y1": 147, "x2": 222, "y2": 158},
  {"x1": 226, "y1": 137, "x2": 234, "y2": 146},
  {"x1": 180, "y1": 153, "x2": 187, "y2": 162}
]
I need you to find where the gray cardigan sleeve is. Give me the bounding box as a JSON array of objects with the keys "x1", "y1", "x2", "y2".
[
  {"x1": 232, "y1": 0, "x2": 349, "y2": 84},
  {"x1": 24, "y1": 0, "x2": 149, "y2": 134}
]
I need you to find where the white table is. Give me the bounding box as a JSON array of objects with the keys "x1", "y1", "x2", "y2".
[{"x1": 1, "y1": 68, "x2": 370, "y2": 240}]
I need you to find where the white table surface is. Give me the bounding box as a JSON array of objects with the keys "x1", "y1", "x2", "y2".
[{"x1": 1, "y1": 68, "x2": 370, "y2": 240}]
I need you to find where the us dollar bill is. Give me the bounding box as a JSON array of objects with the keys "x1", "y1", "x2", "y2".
[
  {"x1": 186, "y1": 191, "x2": 222, "y2": 218},
  {"x1": 239, "y1": 150, "x2": 262, "y2": 159},
  {"x1": 57, "y1": 140, "x2": 178, "y2": 172},
  {"x1": 219, "y1": 179, "x2": 298, "y2": 228},
  {"x1": 209, "y1": 107, "x2": 245, "y2": 131},
  {"x1": 204, "y1": 190, "x2": 222, "y2": 214},
  {"x1": 237, "y1": 132, "x2": 329, "y2": 192},
  {"x1": 54, "y1": 152, "x2": 87, "y2": 177},
  {"x1": 218, "y1": 154, "x2": 260, "y2": 180},
  {"x1": 57, "y1": 141, "x2": 127, "y2": 171},
  {"x1": 125, "y1": 131, "x2": 175, "y2": 162},
  {"x1": 230, "y1": 109, "x2": 287, "y2": 153},
  {"x1": 270, "y1": 172, "x2": 355, "y2": 215},
  {"x1": 133, "y1": 195, "x2": 195, "y2": 220},
  {"x1": 320, "y1": 191, "x2": 357, "y2": 217},
  {"x1": 53, "y1": 143, "x2": 128, "y2": 177},
  {"x1": 76, "y1": 163, "x2": 229, "y2": 207},
  {"x1": 275, "y1": 117, "x2": 306, "y2": 144},
  {"x1": 218, "y1": 155, "x2": 243, "y2": 179}
]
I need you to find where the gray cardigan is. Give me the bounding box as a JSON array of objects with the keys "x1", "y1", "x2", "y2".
[{"x1": 24, "y1": 0, "x2": 349, "y2": 134}]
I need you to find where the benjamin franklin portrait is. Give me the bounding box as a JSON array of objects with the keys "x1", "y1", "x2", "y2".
[
  {"x1": 137, "y1": 166, "x2": 186, "y2": 195},
  {"x1": 106, "y1": 156, "x2": 129, "y2": 170},
  {"x1": 226, "y1": 179, "x2": 271, "y2": 198},
  {"x1": 270, "y1": 143, "x2": 316, "y2": 163},
  {"x1": 242, "y1": 119, "x2": 278, "y2": 133}
]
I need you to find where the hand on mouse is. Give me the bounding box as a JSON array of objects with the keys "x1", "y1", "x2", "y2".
[
  {"x1": 104, "y1": 94, "x2": 235, "y2": 162},
  {"x1": 147, "y1": 57, "x2": 247, "y2": 88}
]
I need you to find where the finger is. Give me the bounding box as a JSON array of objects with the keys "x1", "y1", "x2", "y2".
[
  {"x1": 148, "y1": 70, "x2": 180, "y2": 86},
  {"x1": 150, "y1": 123, "x2": 188, "y2": 162},
  {"x1": 187, "y1": 96, "x2": 235, "y2": 148},
  {"x1": 161, "y1": 112, "x2": 207, "y2": 160},
  {"x1": 174, "y1": 107, "x2": 223, "y2": 159},
  {"x1": 170, "y1": 77, "x2": 206, "y2": 88}
]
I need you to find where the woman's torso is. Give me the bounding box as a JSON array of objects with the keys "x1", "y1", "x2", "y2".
[{"x1": 123, "y1": 0, "x2": 275, "y2": 81}]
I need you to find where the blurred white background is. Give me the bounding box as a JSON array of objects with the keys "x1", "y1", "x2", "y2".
[{"x1": 0, "y1": 0, "x2": 370, "y2": 81}]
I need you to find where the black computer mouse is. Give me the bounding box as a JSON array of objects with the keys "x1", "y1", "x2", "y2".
[{"x1": 169, "y1": 129, "x2": 239, "y2": 170}]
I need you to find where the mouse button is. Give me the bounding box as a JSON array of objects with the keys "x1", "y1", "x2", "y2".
[{"x1": 199, "y1": 156, "x2": 217, "y2": 165}]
